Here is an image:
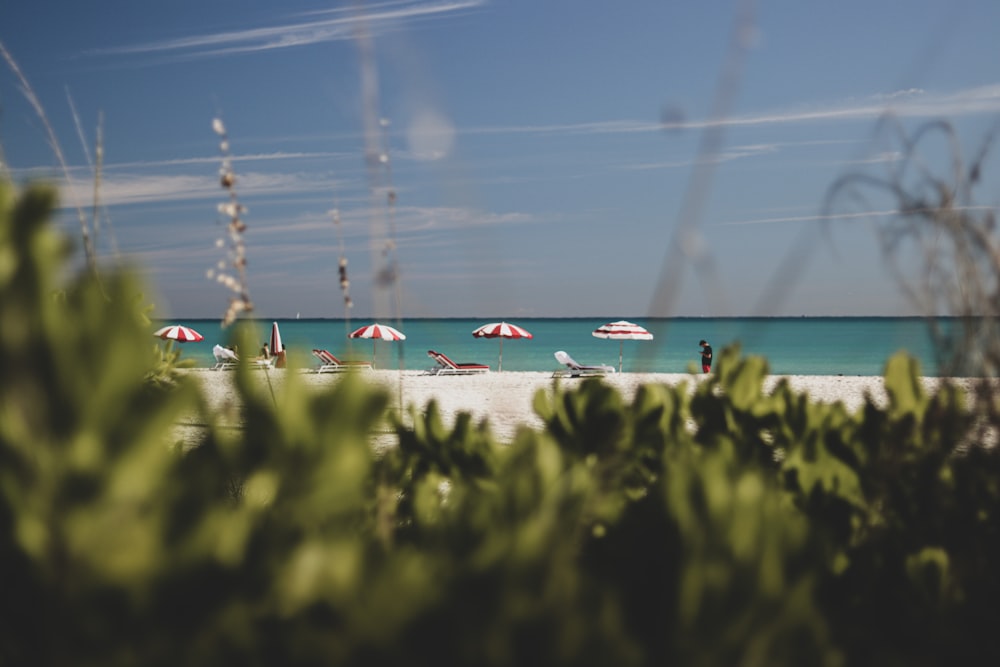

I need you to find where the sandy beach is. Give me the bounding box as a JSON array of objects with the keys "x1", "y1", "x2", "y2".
[{"x1": 178, "y1": 368, "x2": 986, "y2": 443}]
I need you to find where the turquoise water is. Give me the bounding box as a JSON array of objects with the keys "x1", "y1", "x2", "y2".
[{"x1": 156, "y1": 317, "x2": 966, "y2": 376}]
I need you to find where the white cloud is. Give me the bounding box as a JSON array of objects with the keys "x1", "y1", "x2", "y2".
[
  {"x1": 41, "y1": 170, "x2": 348, "y2": 208},
  {"x1": 327, "y1": 205, "x2": 534, "y2": 236},
  {"x1": 665, "y1": 86, "x2": 1000, "y2": 130},
  {"x1": 86, "y1": 1, "x2": 486, "y2": 62},
  {"x1": 104, "y1": 151, "x2": 354, "y2": 170},
  {"x1": 460, "y1": 85, "x2": 1000, "y2": 138},
  {"x1": 618, "y1": 142, "x2": 780, "y2": 171},
  {"x1": 717, "y1": 206, "x2": 995, "y2": 227},
  {"x1": 22, "y1": 83, "x2": 998, "y2": 211},
  {"x1": 841, "y1": 151, "x2": 904, "y2": 166}
]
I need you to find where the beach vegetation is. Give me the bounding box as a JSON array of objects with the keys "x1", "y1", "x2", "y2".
[
  {"x1": 824, "y1": 116, "x2": 1000, "y2": 417},
  {"x1": 208, "y1": 117, "x2": 254, "y2": 328},
  {"x1": 4, "y1": 180, "x2": 1000, "y2": 665}
]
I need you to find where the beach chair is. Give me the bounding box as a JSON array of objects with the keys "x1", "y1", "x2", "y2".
[
  {"x1": 552, "y1": 350, "x2": 615, "y2": 378},
  {"x1": 212, "y1": 345, "x2": 274, "y2": 371},
  {"x1": 211, "y1": 344, "x2": 239, "y2": 371},
  {"x1": 425, "y1": 349, "x2": 490, "y2": 375},
  {"x1": 311, "y1": 349, "x2": 373, "y2": 373}
]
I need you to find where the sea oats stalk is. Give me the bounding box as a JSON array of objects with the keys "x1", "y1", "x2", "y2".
[
  {"x1": 353, "y1": 8, "x2": 407, "y2": 406},
  {"x1": 89, "y1": 113, "x2": 106, "y2": 253},
  {"x1": 338, "y1": 252, "x2": 353, "y2": 311},
  {"x1": 330, "y1": 202, "x2": 355, "y2": 340},
  {"x1": 67, "y1": 91, "x2": 119, "y2": 261},
  {"x1": 208, "y1": 117, "x2": 253, "y2": 327},
  {"x1": 1, "y1": 40, "x2": 96, "y2": 273},
  {"x1": 647, "y1": 0, "x2": 756, "y2": 325},
  {"x1": 382, "y1": 148, "x2": 403, "y2": 325},
  {"x1": 354, "y1": 14, "x2": 403, "y2": 326},
  {"x1": 0, "y1": 131, "x2": 9, "y2": 184}
]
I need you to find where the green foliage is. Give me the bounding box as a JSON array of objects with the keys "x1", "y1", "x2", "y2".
[
  {"x1": 3, "y1": 180, "x2": 1000, "y2": 665},
  {"x1": 0, "y1": 183, "x2": 204, "y2": 664}
]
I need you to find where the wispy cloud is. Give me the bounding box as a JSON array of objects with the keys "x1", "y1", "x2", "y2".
[
  {"x1": 38, "y1": 170, "x2": 348, "y2": 208},
  {"x1": 385, "y1": 205, "x2": 535, "y2": 233},
  {"x1": 103, "y1": 151, "x2": 356, "y2": 170},
  {"x1": 618, "y1": 143, "x2": 780, "y2": 171},
  {"x1": 86, "y1": 0, "x2": 486, "y2": 62},
  {"x1": 28, "y1": 158, "x2": 539, "y2": 219},
  {"x1": 840, "y1": 151, "x2": 904, "y2": 166},
  {"x1": 717, "y1": 205, "x2": 996, "y2": 227},
  {"x1": 460, "y1": 85, "x2": 1000, "y2": 138},
  {"x1": 259, "y1": 204, "x2": 537, "y2": 239},
  {"x1": 110, "y1": 198, "x2": 535, "y2": 255},
  {"x1": 463, "y1": 119, "x2": 662, "y2": 137},
  {"x1": 21, "y1": 84, "x2": 998, "y2": 210},
  {"x1": 718, "y1": 209, "x2": 895, "y2": 227},
  {"x1": 659, "y1": 87, "x2": 1000, "y2": 130},
  {"x1": 11, "y1": 150, "x2": 355, "y2": 182}
]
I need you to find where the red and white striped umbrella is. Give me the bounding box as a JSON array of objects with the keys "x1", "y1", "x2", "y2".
[
  {"x1": 592, "y1": 320, "x2": 653, "y2": 372},
  {"x1": 153, "y1": 324, "x2": 204, "y2": 343},
  {"x1": 269, "y1": 321, "x2": 283, "y2": 357},
  {"x1": 349, "y1": 323, "x2": 406, "y2": 367},
  {"x1": 471, "y1": 321, "x2": 533, "y2": 371}
]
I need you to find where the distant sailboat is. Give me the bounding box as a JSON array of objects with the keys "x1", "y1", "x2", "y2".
[{"x1": 296, "y1": 312, "x2": 301, "y2": 320}]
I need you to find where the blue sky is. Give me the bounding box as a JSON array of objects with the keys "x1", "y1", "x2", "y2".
[{"x1": 2, "y1": 0, "x2": 999, "y2": 320}]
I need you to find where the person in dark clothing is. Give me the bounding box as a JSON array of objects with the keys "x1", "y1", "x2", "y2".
[{"x1": 699, "y1": 340, "x2": 713, "y2": 373}]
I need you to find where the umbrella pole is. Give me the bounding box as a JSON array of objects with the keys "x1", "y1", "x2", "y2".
[
  {"x1": 499, "y1": 338, "x2": 504, "y2": 372},
  {"x1": 372, "y1": 340, "x2": 377, "y2": 368},
  {"x1": 619, "y1": 340, "x2": 624, "y2": 373}
]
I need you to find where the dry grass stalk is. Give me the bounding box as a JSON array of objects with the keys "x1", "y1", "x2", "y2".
[
  {"x1": 67, "y1": 91, "x2": 120, "y2": 261},
  {"x1": 207, "y1": 117, "x2": 254, "y2": 327},
  {"x1": 330, "y1": 202, "x2": 356, "y2": 342},
  {"x1": 354, "y1": 11, "x2": 403, "y2": 326},
  {"x1": 0, "y1": 40, "x2": 96, "y2": 273},
  {"x1": 647, "y1": 0, "x2": 757, "y2": 324},
  {"x1": 825, "y1": 116, "x2": 1000, "y2": 379}
]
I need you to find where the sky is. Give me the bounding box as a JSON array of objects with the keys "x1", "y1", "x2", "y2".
[{"x1": 2, "y1": 0, "x2": 999, "y2": 320}]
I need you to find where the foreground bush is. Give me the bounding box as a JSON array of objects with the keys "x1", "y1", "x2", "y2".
[{"x1": 2, "y1": 181, "x2": 999, "y2": 666}]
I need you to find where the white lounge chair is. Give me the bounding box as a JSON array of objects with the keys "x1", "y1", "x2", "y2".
[
  {"x1": 211, "y1": 344, "x2": 239, "y2": 371},
  {"x1": 425, "y1": 350, "x2": 490, "y2": 375},
  {"x1": 552, "y1": 350, "x2": 615, "y2": 378},
  {"x1": 212, "y1": 344, "x2": 273, "y2": 371},
  {"x1": 311, "y1": 349, "x2": 373, "y2": 373}
]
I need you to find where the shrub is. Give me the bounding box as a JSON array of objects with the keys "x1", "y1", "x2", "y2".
[{"x1": 3, "y1": 181, "x2": 1000, "y2": 666}]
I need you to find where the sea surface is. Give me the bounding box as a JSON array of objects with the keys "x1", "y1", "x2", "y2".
[{"x1": 155, "y1": 317, "x2": 975, "y2": 377}]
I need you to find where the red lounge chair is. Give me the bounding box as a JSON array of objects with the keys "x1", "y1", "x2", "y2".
[
  {"x1": 426, "y1": 349, "x2": 490, "y2": 375},
  {"x1": 311, "y1": 349, "x2": 373, "y2": 373}
]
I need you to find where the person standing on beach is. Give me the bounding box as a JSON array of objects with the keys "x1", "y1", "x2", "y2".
[{"x1": 699, "y1": 340, "x2": 713, "y2": 373}]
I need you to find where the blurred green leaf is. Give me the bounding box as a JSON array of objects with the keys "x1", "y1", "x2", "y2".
[{"x1": 3, "y1": 181, "x2": 1000, "y2": 666}]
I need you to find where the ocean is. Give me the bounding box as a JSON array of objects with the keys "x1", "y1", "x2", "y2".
[{"x1": 156, "y1": 317, "x2": 971, "y2": 377}]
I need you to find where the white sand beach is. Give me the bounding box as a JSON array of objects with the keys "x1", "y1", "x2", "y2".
[{"x1": 178, "y1": 368, "x2": 989, "y2": 444}]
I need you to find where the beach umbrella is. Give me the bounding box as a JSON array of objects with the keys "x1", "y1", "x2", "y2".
[
  {"x1": 269, "y1": 321, "x2": 283, "y2": 356},
  {"x1": 592, "y1": 320, "x2": 653, "y2": 372},
  {"x1": 349, "y1": 322, "x2": 406, "y2": 368},
  {"x1": 266, "y1": 321, "x2": 286, "y2": 367},
  {"x1": 153, "y1": 324, "x2": 204, "y2": 343},
  {"x1": 471, "y1": 321, "x2": 533, "y2": 371}
]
